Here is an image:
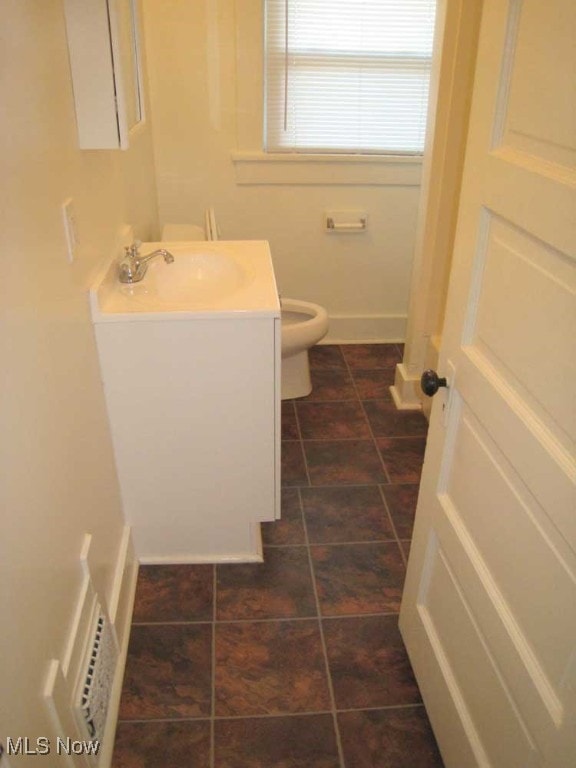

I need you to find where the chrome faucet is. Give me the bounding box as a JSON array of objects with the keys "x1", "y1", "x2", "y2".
[{"x1": 118, "y1": 240, "x2": 175, "y2": 284}]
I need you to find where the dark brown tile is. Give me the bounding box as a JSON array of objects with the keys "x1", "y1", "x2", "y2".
[
  {"x1": 215, "y1": 620, "x2": 331, "y2": 716},
  {"x1": 382, "y1": 484, "x2": 420, "y2": 539},
  {"x1": 311, "y1": 543, "x2": 405, "y2": 616},
  {"x1": 296, "y1": 401, "x2": 370, "y2": 439},
  {"x1": 214, "y1": 715, "x2": 340, "y2": 768},
  {"x1": 216, "y1": 547, "x2": 316, "y2": 620},
  {"x1": 282, "y1": 401, "x2": 299, "y2": 440},
  {"x1": 301, "y1": 368, "x2": 357, "y2": 401},
  {"x1": 309, "y1": 345, "x2": 347, "y2": 369},
  {"x1": 262, "y1": 487, "x2": 305, "y2": 546},
  {"x1": 342, "y1": 344, "x2": 401, "y2": 370},
  {"x1": 302, "y1": 486, "x2": 394, "y2": 543},
  {"x1": 119, "y1": 625, "x2": 212, "y2": 720},
  {"x1": 323, "y1": 615, "x2": 421, "y2": 708},
  {"x1": 132, "y1": 564, "x2": 213, "y2": 623},
  {"x1": 338, "y1": 707, "x2": 444, "y2": 768},
  {"x1": 401, "y1": 540, "x2": 412, "y2": 560},
  {"x1": 304, "y1": 440, "x2": 387, "y2": 485},
  {"x1": 281, "y1": 441, "x2": 308, "y2": 486},
  {"x1": 364, "y1": 400, "x2": 429, "y2": 438},
  {"x1": 352, "y1": 369, "x2": 395, "y2": 400},
  {"x1": 113, "y1": 720, "x2": 210, "y2": 768},
  {"x1": 377, "y1": 437, "x2": 427, "y2": 484}
]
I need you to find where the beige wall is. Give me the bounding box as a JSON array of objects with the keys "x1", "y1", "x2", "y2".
[
  {"x1": 141, "y1": 0, "x2": 424, "y2": 342},
  {"x1": 0, "y1": 0, "x2": 157, "y2": 759}
]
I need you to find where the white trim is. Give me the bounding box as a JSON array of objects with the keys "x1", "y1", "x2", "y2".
[
  {"x1": 233, "y1": 151, "x2": 423, "y2": 164},
  {"x1": 390, "y1": 362, "x2": 424, "y2": 410},
  {"x1": 323, "y1": 313, "x2": 407, "y2": 344},
  {"x1": 97, "y1": 529, "x2": 139, "y2": 768},
  {"x1": 139, "y1": 552, "x2": 265, "y2": 565},
  {"x1": 232, "y1": 151, "x2": 422, "y2": 186}
]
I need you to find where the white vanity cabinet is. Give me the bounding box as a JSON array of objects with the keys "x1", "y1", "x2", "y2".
[{"x1": 91, "y1": 241, "x2": 281, "y2": 563}]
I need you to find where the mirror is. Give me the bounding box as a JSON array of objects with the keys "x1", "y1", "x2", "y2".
[{"x1": 115, "y1": 0, "x2": 144, "y2": 135}]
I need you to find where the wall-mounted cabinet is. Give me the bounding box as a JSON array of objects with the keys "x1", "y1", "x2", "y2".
[{"x1": 63, "y1": 0, "x2": 144, "y2": 149}]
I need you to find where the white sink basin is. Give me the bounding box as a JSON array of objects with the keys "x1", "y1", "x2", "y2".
[
  {"x1": 134, "y1": 249, "x2": 246, "y2": 303},
  {"x1": 90, "y1": 240, "x2": 280, "y2": 321}
]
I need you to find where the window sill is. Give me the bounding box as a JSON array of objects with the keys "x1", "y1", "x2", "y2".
[{"x1": 231, "y1": 151, "x2": 422, "y2": 186}]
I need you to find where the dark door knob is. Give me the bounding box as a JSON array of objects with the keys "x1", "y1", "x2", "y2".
[{"x1": 421, "y1": 369, "x2": 448, "y2": 397}]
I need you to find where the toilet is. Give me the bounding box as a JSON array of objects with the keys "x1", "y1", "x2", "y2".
[
  {"x1": 162, "y1": 207, "x2": 219, "y2": 241},
  {"x1": 161, "y1": 211, "x2": 329, "y2": 400},
  {"x1": 280, "y1": 298, "x2": 328, "y2": 399}
]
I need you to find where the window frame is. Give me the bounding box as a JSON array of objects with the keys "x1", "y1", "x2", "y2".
[{"x1": 232, "y1": 0, "x2": 431, "y2": 186}]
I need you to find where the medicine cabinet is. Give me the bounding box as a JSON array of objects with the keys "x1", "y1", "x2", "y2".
[{"x1": 63, "y1": 0, "x2": 144, "y2": 149}]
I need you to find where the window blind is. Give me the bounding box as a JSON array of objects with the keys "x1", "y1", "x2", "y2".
[{"x1": 264, "y1": 0, "x2": 437, "y2": 154}]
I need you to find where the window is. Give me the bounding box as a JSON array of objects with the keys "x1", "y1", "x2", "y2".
[{"x1": 264, "y1": 0, "x2": 437, "y2": 155}]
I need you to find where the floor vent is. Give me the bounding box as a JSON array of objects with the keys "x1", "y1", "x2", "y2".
[{"x1": 75, "y1": 609, "x2": 118, "y2": 745}]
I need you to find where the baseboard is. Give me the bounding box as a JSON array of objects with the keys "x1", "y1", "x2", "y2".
[
  {"x1": 323, "y1": 314, "x2": 407, "y2": 344},
  {"x1": 139, "y1": 551, "x2": 264, "y2": 565},
  {"x1": 390, "y1": 362, "x2": 424, "y2": 411}
]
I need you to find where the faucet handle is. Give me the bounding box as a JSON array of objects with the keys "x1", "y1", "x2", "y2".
[{"x1": 125, "y1": 240, "x2": 141, "y2": 259}]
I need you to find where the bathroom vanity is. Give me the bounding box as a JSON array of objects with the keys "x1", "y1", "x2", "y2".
[{"x1": 90, "y1": 240, "x2": 281, "y2": 562}]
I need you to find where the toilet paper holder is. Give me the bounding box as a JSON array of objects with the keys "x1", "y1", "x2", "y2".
[{"x1": 325, "y1": 210, "x2": 368, "y2": 233}]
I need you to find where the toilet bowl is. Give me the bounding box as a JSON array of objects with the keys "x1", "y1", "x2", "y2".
[
  {"x1": 160, "y1": 212, "x2": 329, "y2": 399},
  {"x1": 281, "y1": 298, "x2": 329, "y2": 400}
]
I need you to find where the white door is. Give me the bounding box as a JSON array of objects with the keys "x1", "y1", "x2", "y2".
[{"x1": 399, "y1": 1, "x2": 576, "y2": 766}]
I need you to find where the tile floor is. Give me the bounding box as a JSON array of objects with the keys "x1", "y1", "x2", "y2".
[{"x1": 112, "y1": 344, "x2": 444, "y2": 767}]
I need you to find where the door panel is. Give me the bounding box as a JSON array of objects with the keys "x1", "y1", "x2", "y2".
[
  {"x1": 447, "y1": 411, "x2": 576, "y2": 682},
  {"x1": 471, "y1": 217, "x2": 575, "y2": 442},
  {"x1": 420, "y1": 529, "x2": 539, "y2": 767},
  {"x1": 498, "y1": 0, "x2": 575, "y2": 167},
  {"x1": 399, "y1": 0, "x2": 576, "y2": 765}
]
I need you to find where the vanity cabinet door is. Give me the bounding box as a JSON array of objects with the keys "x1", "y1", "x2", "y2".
[{"x1": 95, "y1": 316, "x2": 280, "y2": 561}]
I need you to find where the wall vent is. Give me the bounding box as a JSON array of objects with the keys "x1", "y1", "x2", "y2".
[{"x1": 75, "y1": 608, "x2": 118, "y2": 747}]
